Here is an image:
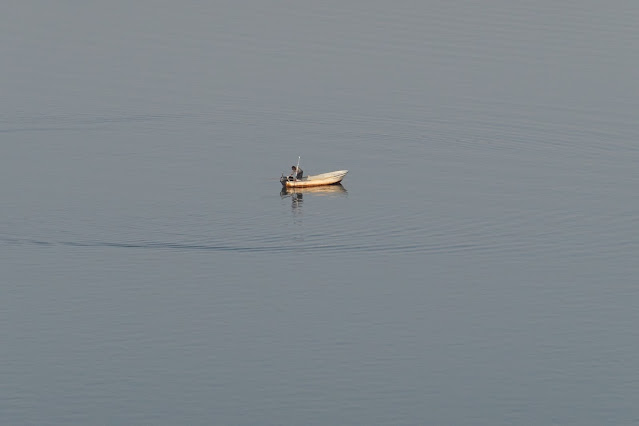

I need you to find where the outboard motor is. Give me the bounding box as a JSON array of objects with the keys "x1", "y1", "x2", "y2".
[{"x1": 280, "y1": 174, "x2": 292, "y2": 185}]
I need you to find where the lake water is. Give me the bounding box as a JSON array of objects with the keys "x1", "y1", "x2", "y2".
[{"x1": 2, "y1": 2, "x2": 638, "y2": 425}]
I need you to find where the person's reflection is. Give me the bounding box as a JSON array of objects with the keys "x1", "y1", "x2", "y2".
[
  {"x1": 291, "y1": 192, "x2": 303, "y2": 210},
  {"x1": 280, "y1": 188, "x2": 303, "y2": 211}
]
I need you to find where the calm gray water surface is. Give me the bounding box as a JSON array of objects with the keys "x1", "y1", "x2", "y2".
[{"x1": 2, "y1": 2, "x2": 639, "y2": 425}]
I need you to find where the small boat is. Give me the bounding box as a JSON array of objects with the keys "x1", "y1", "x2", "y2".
[{"x1": 280, "y1": 170, "x2": 348, "y2": 188}]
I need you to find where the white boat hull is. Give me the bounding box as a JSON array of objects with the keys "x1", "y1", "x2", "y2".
[{"x1": 281, "y1": 170, "x2": 348, "y2": 188}]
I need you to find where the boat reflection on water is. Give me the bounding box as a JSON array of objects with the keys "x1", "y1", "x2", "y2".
[
  {"x1": 280, "y1": 183, "x2": 347, "y2": 199},
  {"x1": 280, "y1": 184, "x2": 347, "y2": 210}
]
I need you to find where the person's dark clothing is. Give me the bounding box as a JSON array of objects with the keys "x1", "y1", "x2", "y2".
[{"x1": 290, "y1": 167, "x2": 303, "y2": 180}]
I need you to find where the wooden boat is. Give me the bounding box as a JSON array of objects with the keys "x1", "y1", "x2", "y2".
[{"x1": 280, "y1": 170, "x2": 348, "y2": 188}]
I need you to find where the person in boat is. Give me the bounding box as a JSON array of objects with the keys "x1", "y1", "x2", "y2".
[{"x1": 289, "y1": 165, "x2": 303, "y2": 180}]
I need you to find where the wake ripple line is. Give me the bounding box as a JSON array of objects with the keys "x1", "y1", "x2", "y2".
[{"x1": 2, "y1": 237, "x2": 482, "y2": 255}]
